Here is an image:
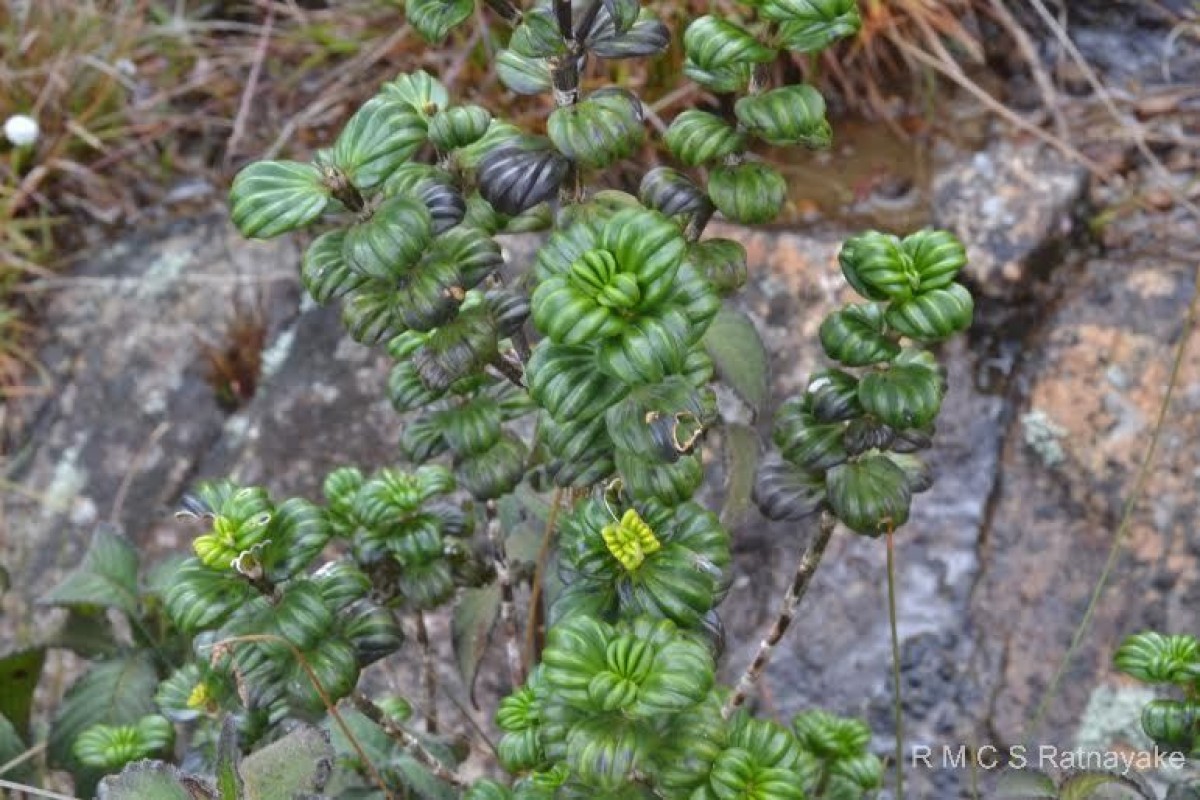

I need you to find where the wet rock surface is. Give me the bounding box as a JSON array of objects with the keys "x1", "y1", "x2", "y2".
[{"x1": 4, "y1": 131, "x2": 1199, "y2": 798}]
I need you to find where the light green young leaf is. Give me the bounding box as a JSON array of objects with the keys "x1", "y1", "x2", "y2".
[
  {"x1": 229, "y1": 160, "x2": 329, "y2": 239},
  {"x1": 702, "y1": 305, "x2": 770, "y2": 416},
  {"x1": 40, "y1": 524, "x2": 139, "y2": 617}
]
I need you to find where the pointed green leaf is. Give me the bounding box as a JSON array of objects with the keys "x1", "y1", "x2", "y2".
[
  {"x1": 49, "y1": 655, "x2": 159, "y2": 778},
  {"x1": 452, "y1": 583, "x2": 501, "y2": 707},
  {"x1": 702, "y1": 305, "x2": 770, "y2": 415},
  {"x1": 41, "y1": 525, "x2": 139, "y2": 617},
  {"x1": 0, "y1": 648, "x2": 43, "y2": 740},
  {"x1": 0, "y1": 714, "x2": 33, "y2": 783},
  {"x1": 230, "y1": 161, "x2": 329, "y2": 239}
]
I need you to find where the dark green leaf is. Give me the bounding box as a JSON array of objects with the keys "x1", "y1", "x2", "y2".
[
  {"x1": 48, "y1": 608, "x2": 119, "y2": 659},
  {"x1": 477, "y1": 138, "x2": 569, "y2": 216},
  {"x1": 452, "y1": 584, "x2": 501, "y2": 707},
  {"x1": 302, "y1": 230, "x2": 364, "y2": 305},
  {"x1": 588, "y1": 9, "x2": 670, "y2": 58},
  {"x1": 826, "y1": 455, "x2": 912, "y2": 536},
  {"x1": 0, "y1": 713, "x2": 32, "y2": 784},
  {"x1": 885, "y1": 283, "x2": 974, "y2": 342},
  {"x1": 753, "y1": 453, "x2": 826, "y2": 520},
  {"x1": 639, "y1": 167, "x2": 712, "y2": 220},
  {"x1": 702, "y1": 305, "x2": 770, "y2": 415},
  {"x1": 41, "y1": 524, "x2": 139, "y2": 617},
  {"x1": 0, "y1": 648, "x2": 44, "y2": 739},
  {"x1": 49, "y1": 654, "x2": 159, "y2": 784},
  {"x1": 818, "y1": 303, "x2": 899, "y2": 367}
]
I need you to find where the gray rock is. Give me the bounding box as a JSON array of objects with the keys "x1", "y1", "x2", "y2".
[{"x1": 933, "y1": 139, "x2": 1089, "y2": 299}]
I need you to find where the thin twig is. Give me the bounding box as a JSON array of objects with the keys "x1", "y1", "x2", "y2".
[
  {"x1": 0, "y1": 779, "x2": 78, "y2": 800},
  {"x1": 490, "y1": 352, "x2": 526, "y2": 388},
  {"x1": 349, "y1": 691, "x2": 469, "y2": 789},
  {"x1": 723, "y1": 511, "x2": 837, "y2": 718},
  {"x1": 487, "y1": 499, "x2": 526, "y2": 688},
  {"x1": 0, "y1": 741, "x2": 45, "y2": 777},
  {"x1": 885, "y1": 33, "x2": 1108, "y2": 177},
  {"x1": 415, "y1": 610, "x2": 439, "y2": 734},
  {"x1": 224, "y1": 3, "x2": 275, "y2": 168},
  {"x1": 524, "y1": 487, "x2": 564, "y2": 666},
  {"x1": 209, "y1": 634, "x2": 393, "y2": 800},
  {"x1": 987, "y1": 0, "x2": 1068, "y2": 140}
]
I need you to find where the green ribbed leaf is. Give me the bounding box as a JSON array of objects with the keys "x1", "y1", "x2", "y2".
[
  {"x1": 509, "y1": 8, "x2": 565, "y2": 57},
  {"x1": 264, "y1": 497, "x2": 331, "y2": 581},
  {"x1": 1140, "y1": 700, "x2": 1199, "y2": 749},
  {"x1": 302, "y1": 230, "x2": 363, "y2": 304},
  {"x1": 687, "y1": 239, "x2": 747, "y2": 296},
  {"x1": 457, "y1": 431, "x2": 527, "y2": 500},
  {"x1": 902, "y1": 228, "x2": 967, "y2": 289},
  {"x1": 332, "y1": 95, "x2": 426, "y2": 191},
  {"x1": 818, "y1": 303, "x2": 899, "y2": 367},
  {"x1": 683, "y1": 59, "x2": 752, "y2": 92},
  {"x1": 286, "y1": 637, "x2": 360, "y2": 715},
  {"x1": 858, "y1": 360, "x2": 944, "y2": 429},
  {"x1": 702, "y1": 305, "x2": 769, "y2": 415},
  {"x1": 734, "y1": 84, "x2": 831, "y2": 148},
  {"x1": 804, "y1": 368, "x2": 861, "y2": 422},
  {"x1": 343, "y1": 195, "x2": 433, "y2": 280},
  {"x1": 341, "y1": 600, "x2": 405, "y2": 665},
  {"x1": 767, "y1": 0, "x2": 861, "y2": 50},
  {"x1": 773, "y1": 399, "x2": 847, "y2": 471},
  {"x1": 406, "y1": 0, "x2": 474, "y2": 43},
  {"x1": 1114, "y1": 632, "x2": 1200, "y2": 684},
  {"x1": 40, "y1": 525, "x2": 138, "y2": 617},
  {"x1": 163, "y1": 558, "x2": 254, "y2": 633},
  {"x1": 838, "y1": 230, "x2": 917, "y2": 302},
  {"x1": 230, "y1": 160, "x2": 329, "y2": 239},
  {"x1": 74, "y1": 715, "x2": 174, "y2": 770},
  {"x1": 549, "y1": 89, "x2": 644, "y2": 168},
  {"x1": 885, "y1": 283, "x2": 974, "y2": 341},
  {"x1": 428, "y1": 104, "x2": 492, "y2": 151},
  {"x1": 342, "y1": 284, "x2": 402, "y2": 345},
  {"x1": 826, "y1": 455, "x2": 912, "y2": 536},
  {"x1": 614, "y1": 450, "x2": 704, "y2": 506},
  {"x1": 49, "y1": 656, "x2": 159, "y2": 777},
  {"x1": 663, "y1": 110, "x2": 745, "y2": 167},
  {"x1": 383, "y1": 70, "x2": 449, "y2": 117},
  {"x1": 683, "y1": 16, "x2": 776, "y2": 71},
  {"x1": 601, "y1": 0, "x2": 639, "y2": 34},
  {"x1": 382, "y1": 164, "x2": 467, "y2": 234},
  {"x1": 496, "y1": 49, "x2": 553, "y2": 95},
  {"x1": 528, "y1": 342, "x2": 630, "y2": 422},
  {"x1": 708, "y1": 162, "x2": 787, "y2": 225}
]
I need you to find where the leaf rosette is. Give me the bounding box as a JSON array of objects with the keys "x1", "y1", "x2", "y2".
[{"x1": 553, "y1": 499, "x2": 731, "y2": 630}]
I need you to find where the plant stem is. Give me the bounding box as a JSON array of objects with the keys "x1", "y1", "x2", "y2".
[
  {"x1": 524, "y1": 487, "x2": 565, "y2": 665},
  {"x1": 414, "y1": 610, "x2": 438, "y2": 734},
  {"x1": 723, "y1": 511, "x2": 837, "y2": 718},
  {"x1": 350, "y1": 692, "x2": 469, "y2": 789},
  {"x1": 487, "y1": 500, "x2": 527, "y2": 688},
  {"x1": 887, "y1": 526, "x2": 906, "y2": 800},
  {"x1": 491, "y1": 352, "x2": 526, "y2": 388},
  {"x1": 482, "y1": 0, "x2": 523, "y2": 26}
]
